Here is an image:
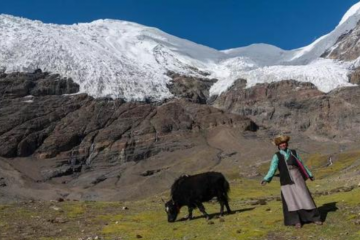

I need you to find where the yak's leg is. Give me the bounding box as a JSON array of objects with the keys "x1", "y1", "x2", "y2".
[
  {"x1": 219, "y1": 201, "x2": 225, "y2": 216},
  {"x1": 218, "y1": 193, "x2": 231, "y2": 215},
  {"x1": 196, "y1": 202, "x2": 210, "y2": 219},
  {"x1": 186, "y1": 207, "x2": 193, "y2": 220},
  {"x1": 224, "y1": 198, "x2": 231, "y2": 214}
]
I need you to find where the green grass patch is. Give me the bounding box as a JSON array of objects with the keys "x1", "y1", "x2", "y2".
[
  {"x1": 258, "y1": 151, "x2": 360, "y2": 181},
  {"x1": 1, "y1": 185, "x2": 359, "y2": 240},
  {"x1": 98, "y1": 184, "x2": 360, "y2": 240},
  {"x1": 62, "y1": 202, "x2": 87, "y2": 218},
  {"x1": 309, "y1": 151, "x2": 360, "y2": 179},
  {"x1": 230, "y1": 178, "x2": 280, "y2": 199},
  {"x1": 1, "y1": 150, "x2": 360, "y2": 240}
]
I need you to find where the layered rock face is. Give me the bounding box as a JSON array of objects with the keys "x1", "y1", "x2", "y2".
[
  {"x1": 0, "y1": 71, "x2": 255, "y2": 160},
  {"x1": 0, "y1": 70, "x2": 80, "y2": 157},
  {"x1": 213, "y1": 79, "x2": 360, "y2": 140},
  {"x1": 0, "y1": 71, "x2": 259, "y2": 200}
]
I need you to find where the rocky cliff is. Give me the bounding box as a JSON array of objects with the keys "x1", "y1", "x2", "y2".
[
  {"x1": 0, "y1": 70, "x2": 260, "y2": 201},
  {"x1": 213, "y1": 79, "x2": 360, "y2": 141}
]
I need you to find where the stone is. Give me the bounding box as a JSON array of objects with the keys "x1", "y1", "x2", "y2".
[
  {"x1": 50, "y1": 206, "x2": 61, "y2": 211},
  {"x1": 48, "y1": 217, "x2": 68, "y2": 223},
  {"x1": 0, "y1": 178, "x2": 6, "y2": 187}
]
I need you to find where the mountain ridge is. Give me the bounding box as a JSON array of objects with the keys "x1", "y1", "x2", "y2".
[{"x1": 2, "y1": 2, "x2": 360, "y2": 101}]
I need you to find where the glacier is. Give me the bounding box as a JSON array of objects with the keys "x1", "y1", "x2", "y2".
[{"x1": 1, "y1": 1, "x2": 360, "y2": 101}]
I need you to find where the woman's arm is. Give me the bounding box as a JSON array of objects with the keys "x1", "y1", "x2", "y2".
[
  {"x1": 263, "y1": 154, "x2": 279, "y2": 183},
  {"x1": 295, "y1": 152, "x2": 313, "y2": 178}
]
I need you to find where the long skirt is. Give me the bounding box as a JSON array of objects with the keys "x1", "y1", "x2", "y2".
[{"x1": 280, "y1": 168, "x2": 321, "y2": 226}]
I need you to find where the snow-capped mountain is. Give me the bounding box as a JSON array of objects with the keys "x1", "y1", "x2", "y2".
[{"x1": 1, "y1": 2, "x2": 360, "y2": 101}]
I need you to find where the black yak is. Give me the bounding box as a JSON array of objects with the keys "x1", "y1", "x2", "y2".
[{"x1": 164, "y1": 172, "x2": 231, "y2": 222}]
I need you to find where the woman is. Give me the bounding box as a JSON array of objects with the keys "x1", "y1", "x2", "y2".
[{"x1": 261, "y1": 135, "x2": 322, "y2": 228}]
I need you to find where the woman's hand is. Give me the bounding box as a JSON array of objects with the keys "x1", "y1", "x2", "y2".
[
  {"x1": 310, "y1": 176, "x2": 315, "y2": 181},
  {"x1": 261, "y1": 180, "x2": 268, "y2": 186}
]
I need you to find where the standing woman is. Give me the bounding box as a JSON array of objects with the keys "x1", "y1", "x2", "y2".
[{"x1": 261, "y1": 135, "x2": 322, "y2": 228}]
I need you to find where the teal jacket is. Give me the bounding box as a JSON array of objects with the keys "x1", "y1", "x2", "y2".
[{"x1": 263, "y1": 149, "x2": 313, "y2": 183}]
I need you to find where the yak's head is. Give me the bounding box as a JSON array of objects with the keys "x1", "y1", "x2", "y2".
[{"x1": 164, "y1": 199, "x2": 180, "y2": 222}]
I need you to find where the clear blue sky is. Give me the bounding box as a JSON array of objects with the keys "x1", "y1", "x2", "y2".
[{"x1": 2, "y1": 0, "x2": 359, "y2": 50}]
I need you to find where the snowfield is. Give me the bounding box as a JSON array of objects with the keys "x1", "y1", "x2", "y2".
[{"x1": 1, "y1": 2, "x2": 360, "y2": 101}]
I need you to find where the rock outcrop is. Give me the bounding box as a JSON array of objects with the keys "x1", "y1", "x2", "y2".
[
  {"x1": 0, "y1": 71, "x2": 257, "y2": 200},
  {"x1": 213, "y1": 79, "x2": 360, "y2": 140},
  {"x1": 349, "y1": 67, "x2": 360, "y2": 85},
  {"x1": 322, "y1": 21, "x2": 360, "y2": 61},
  {"x1": 166, "y1": 72, "x2": 217, "y2": 104}
]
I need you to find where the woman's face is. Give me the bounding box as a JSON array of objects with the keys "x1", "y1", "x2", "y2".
[{"x1": 279, "y1": 142, "x2": 288, "y2": 150}]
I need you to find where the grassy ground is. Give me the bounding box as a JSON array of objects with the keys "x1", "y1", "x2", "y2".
[{"x1": 1, "y1": 152, "x2": 360, "y2": 240}]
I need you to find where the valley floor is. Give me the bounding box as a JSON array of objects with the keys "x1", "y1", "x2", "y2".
[{"x1": 1, "y1": 150, "x2": 360, "y2": 240}]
